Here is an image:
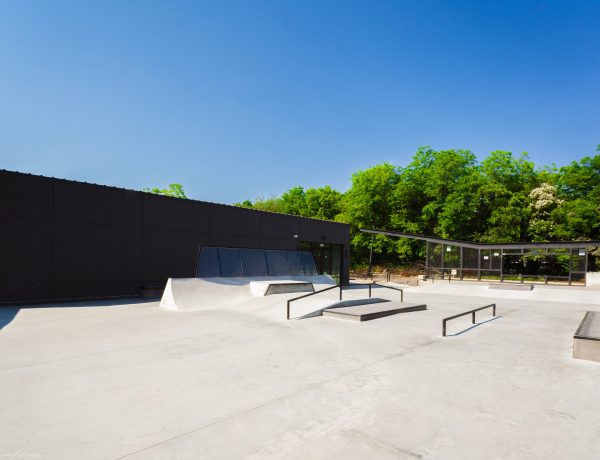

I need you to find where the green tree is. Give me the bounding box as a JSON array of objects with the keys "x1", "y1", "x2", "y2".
[
  {"x1": 143, "y1": 183, "x2": 187, "y2": 198},
  {"x1": 392, "y1": 147, "x2": 481, "y2": 239},
  {"x1": 556, "y1": 154, "x2": 600, "y2": 201},
  {"x1": 247, "y1": 195, "x2": 284, "y2": 213},
  {"x1": 235, "y1": 199, "x2": 254, "y2": 208},
  {"x1": 551, "y1": 199, "x2": 600, "y2": 240},
  {"x1": 477, "y1": 151, "x2": 539, "y2": 242},
  {"x1": 548, "y1": 149, "x2": 600, "y2": 240},
  {"x1": 337, "y1": 163, "x2": 400, "y2": 262},
  {"x1": 279, "y1": 186, "x2": 308, "y2": 216},
  {"x1": 230, "y1": 145, "x2": 600, "y2": 269},
  {"x1": 304, "y1": 186, "x2": 342, "y2": 220}
]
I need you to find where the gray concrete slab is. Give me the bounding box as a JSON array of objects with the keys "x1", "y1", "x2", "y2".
[
  {"x1": 489, "y1": 283, "x2": 534, "y2": 291},
  {"x1": 2, "y1": 284, "x2": 600, "y2": 459},
  {"x1": 323, "y1": 301, "x2": 427, "y2": 321}
]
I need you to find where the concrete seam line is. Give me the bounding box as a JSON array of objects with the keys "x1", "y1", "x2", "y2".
[
  {"x1": 111, "y1": 363, "x2": 369, "y2": 459},
  {"x1": 112, "y1": 339, "x2": 443, "y2": 459}
]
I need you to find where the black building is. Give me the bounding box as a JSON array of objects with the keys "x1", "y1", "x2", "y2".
[{"x1": 0, "y1": 170, "x2": 350, "y2": 305}]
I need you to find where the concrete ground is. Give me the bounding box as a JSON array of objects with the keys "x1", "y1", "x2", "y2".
[{"x1": 2, "y1": 282, "x2": 600, "y2": 459}]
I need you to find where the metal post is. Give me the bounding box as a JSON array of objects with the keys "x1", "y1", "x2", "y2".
[
  {"x1": 472, "y1": 311, "x2": 476, "y2": 324},
  {"x1": 460, "y1": 246, "x2": 464, "y2": 280},
  {"x1": 367, "y1": 234, "x2": 374, "y2": 278},
  {"x1": 287, "y1": 301, "x2": 290, "y2": 320},
  {"x1": 477, "y1": 248, "x2": 481, "y2": 281},
  {"x1": 584, "y1": 248, "x2": 588, "y2": 286},
  {"x1": 441, "y1": 244, "x2": 445, "y2": 279},
  {"x1": 369, "y1": 283, "x2": 372, "y2": 298},
  {"x1": 426, "y1": 241, "x2": 429, "y2": 278},
  {"x1": 339, "y1": 285, "x2": 343, "y2": 301},
  {"x1": 569, "y1": 249, "x2": 573, "y2": 286},
  {"x1": 500, "y1": 249, "x2": 504, "y2": 282}
]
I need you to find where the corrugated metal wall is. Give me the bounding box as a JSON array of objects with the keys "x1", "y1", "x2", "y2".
[{"x1": 0, "y1": 170, "x2": 350, "y2": 304}]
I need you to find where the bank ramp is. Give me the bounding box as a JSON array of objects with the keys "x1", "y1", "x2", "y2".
[{"x1": 160, "y1": 275, "x2": 336, "y2": 312}]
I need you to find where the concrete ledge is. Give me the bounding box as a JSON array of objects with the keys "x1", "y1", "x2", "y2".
[
  {"x1": 574, "y1": 311, "x2": 600, "y2": 363},
  {"x1": 264, "y1": 282, "x2": 314, "y2": 296},
  {"x1": 323, "y1": 301, "x2": 427, "y2": 322},
  {"x1": 322, "y1": 298, "x2": 389, "y2": 309},
  {"x1": 489, "y1": 283, "x2": 534, "y2": 291}
]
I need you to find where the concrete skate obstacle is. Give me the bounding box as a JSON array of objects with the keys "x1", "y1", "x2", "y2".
[
  {"x1": 160, "y1": 275, "x2": 335, "y2": 312},
  {"x1": 574, "y1": 311, "x2": 600, "y2": 363},
  {"x1": 489, "y1": 283, "x2": 534, "y2": 291}
]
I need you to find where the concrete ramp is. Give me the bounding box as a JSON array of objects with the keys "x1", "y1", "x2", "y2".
[{"x1": 160, "y1": 275, "x2": 335, "y2": 311}]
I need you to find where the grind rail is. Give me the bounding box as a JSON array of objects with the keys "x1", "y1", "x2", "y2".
[
  {"x1": 442, "y1": 303, "x2": 496, "y2": 336},
  {"x1": 286, "y1": 282, "x2": 404, "y2": 320}
]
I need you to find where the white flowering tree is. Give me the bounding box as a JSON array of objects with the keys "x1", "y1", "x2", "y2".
[{"x1": 527, "y1": 183, "x2": 563, "y2": 241}]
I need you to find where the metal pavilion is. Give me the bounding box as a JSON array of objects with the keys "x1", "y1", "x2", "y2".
[{"x1": 360, "y1": 229, "x2": 600, "y2": 286}]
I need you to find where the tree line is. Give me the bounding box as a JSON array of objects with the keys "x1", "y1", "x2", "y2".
[{"x1": 235, "y1": 146, "x2": 600, "y2": 267}]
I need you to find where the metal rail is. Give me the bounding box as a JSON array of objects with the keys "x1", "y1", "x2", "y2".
[
  {"x1": 371, "y1": 281, "x2": 404, "y2": 302},
  {"x1": 286, "y1": 282, "x2": 404, "y2": 320},
  {"x1": 287, "y1": 284, "x2": 341, "y2": 320},
  {"x1": 442, "y1": 303, "x2": 496, "y2": 336}
]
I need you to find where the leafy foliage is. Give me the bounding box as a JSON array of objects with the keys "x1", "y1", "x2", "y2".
[
  {"x1": 234, "y1": 146, "x2": 600, "y2": 267},
  {"x1": 143, "y1": 183, "x2": 187, "y2": 198}
]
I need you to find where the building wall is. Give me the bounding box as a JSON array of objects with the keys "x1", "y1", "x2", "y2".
[{"x1": 0, "y1": 170, "x2": 350, "y2": 304}]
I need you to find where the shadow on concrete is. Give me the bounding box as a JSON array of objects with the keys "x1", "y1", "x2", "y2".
[
  {"x1": 0, "y1": 308, "x2": 20, "y2": 331},
  {"x1": 28, "y1": 298, "x2": 158, "y2": 309},
  {"x1": 447, "y1": 315, "x2": 503, "y2": 336},
  {"x1": 0, "y1": 298, "x2": 158, "y2": 330}
]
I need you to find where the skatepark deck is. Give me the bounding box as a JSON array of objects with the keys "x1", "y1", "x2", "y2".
[{"x1": 322, "y1": 301, "x2": 427, "y2": 322}]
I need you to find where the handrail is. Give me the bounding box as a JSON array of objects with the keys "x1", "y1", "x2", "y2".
[
  {"x1": 372, "y1": 281, "x2": 404, "y2": 302},
  {"x1": 287, "y1": 284, "x2": 341, "y2": 320},
  {"x1": 286, "y1": 281, "x2": 405, "y2": 320},
  {"x1": 442, "y1": 303, "x2": 496, "y2": 336}
]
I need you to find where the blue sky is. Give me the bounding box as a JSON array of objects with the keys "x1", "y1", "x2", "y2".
[{"x1": 1, "y1": 0, "x2": 599, "y2": 203}]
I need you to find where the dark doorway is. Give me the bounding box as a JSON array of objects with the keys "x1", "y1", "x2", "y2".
[{"x1": 299, "y1": 242, "x2": 342, "y2": 282}]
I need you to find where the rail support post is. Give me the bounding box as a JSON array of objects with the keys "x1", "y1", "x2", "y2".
[
  {"x1": 443, "y1": 303, "x2": 496, "y2": 336},
  {"x1": 369, "y1": 283, "x2": 372, "y2": 298}
]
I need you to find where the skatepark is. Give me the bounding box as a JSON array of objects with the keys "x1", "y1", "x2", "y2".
[
  {"x1": 3, "y1": 172, "x2": 600, "y2": 458},
  {"x1": 2, "y1": 274, "x2": 600, "y2": 459}
]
